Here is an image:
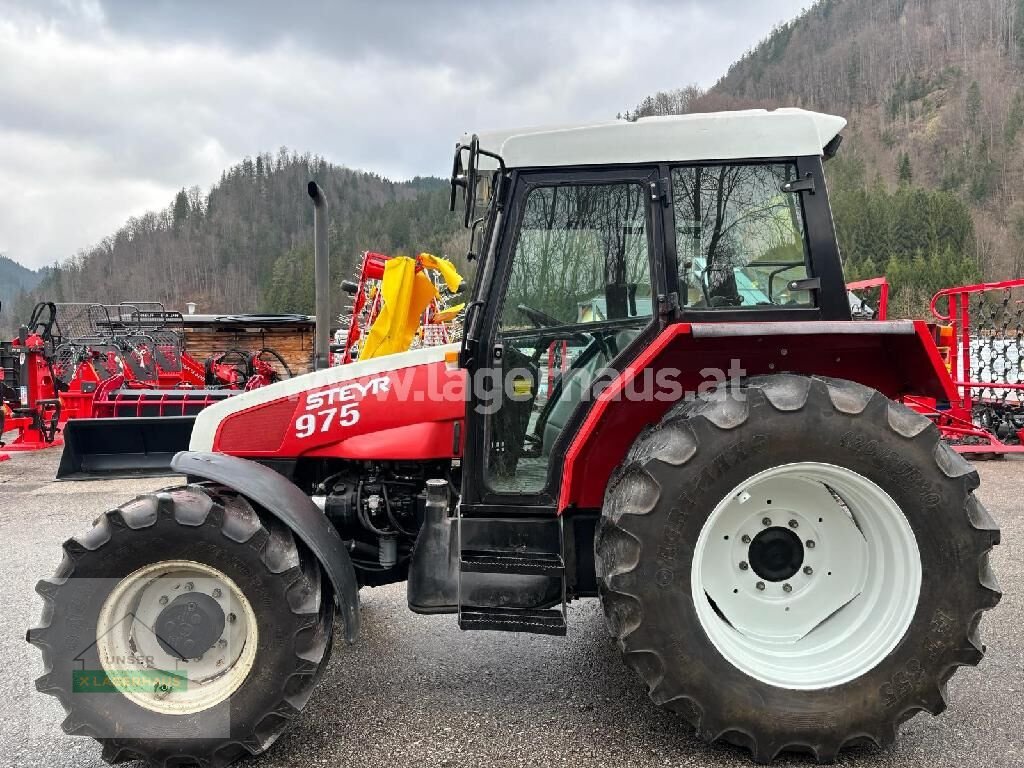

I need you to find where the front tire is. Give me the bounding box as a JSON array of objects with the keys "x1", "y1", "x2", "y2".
[
  {"x1": 595, "y1": 375, "x2": 1001, "y2": 762},
  {"x1": 27, "y1": 485, "x2": 334, "y2": 767}
]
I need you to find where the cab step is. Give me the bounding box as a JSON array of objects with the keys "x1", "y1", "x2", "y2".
[
  {"x1": 458, "y1": 606, "x2": 567, "y2": 636},
  {"x1": 456, "y1": 515, "x2": 568, "y2": 635},
  {"x1": 460, "y1": 549, "x2": 564, "y2": 576}
]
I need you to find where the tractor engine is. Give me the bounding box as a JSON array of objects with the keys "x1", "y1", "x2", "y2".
[{"x1": 313, "y1": 461, "x2": 453, "y2": 582}]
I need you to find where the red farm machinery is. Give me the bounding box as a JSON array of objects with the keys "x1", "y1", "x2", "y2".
[
  {"x1": 0, "y1": 301, "x2": 288, "y2": 471},
  {"x1": 1, "y1": 245, "x2": 462, "y2": 474},
  {"x1": 26, "y1": 109, "x2": 1000, "y2": 766},
  {"x1": 333, "y1": 249, "x2": 464, "y2": 365},
  {"x1": 847, "y1": 276, "x2": 1024, "y2": 457}
]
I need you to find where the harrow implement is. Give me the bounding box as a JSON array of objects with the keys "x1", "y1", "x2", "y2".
[
  {"x1": 919, "y1": 278, "x2": 1024, "y2": 456},
  {"x1": 333, "y1": 250, "x2": 464, "y2": 365},
  {"x1": 850, "y1": 277, "x2": 1024, "y2": 456}
]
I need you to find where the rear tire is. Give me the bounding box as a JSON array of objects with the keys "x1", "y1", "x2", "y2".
[
  {"x1": 27, "y1": 485, "x2": 334, "y2": 767},
  {"x1": 595, "y1": 375, "x2": 1001, "y2": 763}
]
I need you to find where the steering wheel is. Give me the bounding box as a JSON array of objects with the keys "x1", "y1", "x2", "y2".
[
  {"x1": 700, "y1": 266, "x2": 743, "y2": 308},
  {"x1": 516, "y1": 304, "x2": 592, "y2": 348},
  {"x1": 517, "y1": 304, "x2": 562, "y2": 329}
]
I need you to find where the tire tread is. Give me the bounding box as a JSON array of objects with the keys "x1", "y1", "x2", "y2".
[
  {"x1": 27, "y1": 485, "x2": 334, "y2": 768},
  {"x1": 596, "y1": 374, "x2": 1001, "y2": 763}
]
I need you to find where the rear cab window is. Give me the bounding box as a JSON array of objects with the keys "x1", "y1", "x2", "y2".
[{"x1": 672, "y1": 163, "x2": 813, "y2": 309}]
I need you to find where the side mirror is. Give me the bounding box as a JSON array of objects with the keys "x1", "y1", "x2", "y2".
[
  {"x1": 463, "y1": 136, "x2": 479, "y2": 228},
  {"x1": 448, "y1": 135, "x2": 479, "y2": 228},
  {"x1": 465, "y1": 217, "x2": 484, "y2": 262}
]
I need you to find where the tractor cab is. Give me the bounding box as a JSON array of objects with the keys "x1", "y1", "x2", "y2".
[{"x1": 449, "y1": 108, "x2": 853, "y2": 508}]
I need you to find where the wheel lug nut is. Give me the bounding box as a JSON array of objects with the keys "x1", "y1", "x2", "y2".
[
  {"x1": 741, "y1": 534, "x2": 751, "y2": 544},
  {"x1": 227, "y1": 613, "x2": 237, "y2": 623},
  {"x1": 158, "y1": 595, "x2": 169, "y2": 605},
  {"x1": 806, "y1": 540, "x2": 816, "y2": 549},
  {"x1": 212, "y1": 588, "x2": 222, "y2": 598},
  {"x1": 756, "y1": 581, "x2": 765, "y2": 591},
  {"x1": 184, "y1": 582, "x2": 194, "y2": 591},
  {"x1": 762, "y1": 517, "x2": 772, "y2": 527},
  {"x1": 804, "y1": 566, "x2": 813, "y2": 575},
  {"x1": 218, "y1": 639, "x2": 227, "y2": 649},
  {"x1": 739, "y1": 561, "x2": 749, "y2": 571},
  {"x1": 783, "y1": 583, "x2": 793, "y2": 593},
  {"x1": 788, "y1": 519, "x2": 798, "y2": 529}
]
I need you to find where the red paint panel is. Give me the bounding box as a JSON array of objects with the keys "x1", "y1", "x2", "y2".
[{"x1": 304, "y1": 421, "x2": 456, "y2": 460}]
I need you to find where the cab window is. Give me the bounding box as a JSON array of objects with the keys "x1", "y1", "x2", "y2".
[
  {"x1": 486, "y1": 180, "x2": 654, "y2": 495},
  {"x1": 672, "y1": 163, "x2": 812, "y2": 308},
  {"x1": 499, "y1": 183, "x2": 652, "y2": 329}
]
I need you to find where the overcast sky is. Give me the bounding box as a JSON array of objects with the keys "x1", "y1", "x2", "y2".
[{"x1": 0, "y1": 0, "x2": 806, "y2": 270}]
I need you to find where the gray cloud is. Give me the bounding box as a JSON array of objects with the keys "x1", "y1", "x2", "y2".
[{"x1": 0, "y1": 0, "x2": 807, "y2": 269}]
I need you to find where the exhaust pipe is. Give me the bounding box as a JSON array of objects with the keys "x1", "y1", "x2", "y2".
[{"x1": 308, "y1": 181, "x2": 330, "y2": 370}]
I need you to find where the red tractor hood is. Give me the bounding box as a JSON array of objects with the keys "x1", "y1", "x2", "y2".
[{"x1": 191, "y1": 344, "x2": 466, "y2": 461}]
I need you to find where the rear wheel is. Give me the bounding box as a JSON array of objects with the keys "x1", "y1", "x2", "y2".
[
  {"x1": 27, "y1": 486, "x2": 334, "y2": 767},
  {"x1": 595, "y1": 375, "x2": 1001, "y2": 762}
]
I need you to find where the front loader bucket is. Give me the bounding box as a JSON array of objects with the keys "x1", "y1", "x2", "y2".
[{"x1": 56, "y1": 416, "x2": 195, "y2": 480}]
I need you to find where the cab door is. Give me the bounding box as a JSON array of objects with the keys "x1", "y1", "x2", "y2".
[{"x1": 461, "y1": 166, "x2": 667, "y2": 513}]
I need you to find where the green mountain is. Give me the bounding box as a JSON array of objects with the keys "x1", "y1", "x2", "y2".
[
  {"x1": 626, "y1": 0, "x2": 1024, "y2": 314},
  {"x1": 16, "y1": 150, "x2": 464, "y2": 324}
]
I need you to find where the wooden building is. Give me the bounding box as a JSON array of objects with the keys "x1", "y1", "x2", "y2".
[{"x1": 181, "y1": 314, "x2": 319, "y2": 375}]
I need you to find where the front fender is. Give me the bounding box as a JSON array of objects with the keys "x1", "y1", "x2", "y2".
[{"x1": 170, "y1": 450, "x2": 360, "y2": 643}]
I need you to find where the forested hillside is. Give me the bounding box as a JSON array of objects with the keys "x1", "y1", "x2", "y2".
[
  {"x1": 0, "y1": 255, "x2": 43, "y2": 336},
  {"x1": 17, "y1": 0, "x2": 1020, "y2": 325},
  {"x1": 626, "y1": 0, "x2": 1024, "y2": 314},
  {"x1": 12, "y1": 151, "x2": 464, "y2": 324}
]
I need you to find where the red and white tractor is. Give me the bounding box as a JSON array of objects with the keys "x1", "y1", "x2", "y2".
[{"x1": 27, "y1": 108, "x2": 1000, "y2": 765}]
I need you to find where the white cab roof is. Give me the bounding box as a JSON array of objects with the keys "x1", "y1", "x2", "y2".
[{"x1": 462, "y1": 108, "x2": 846, "y2": 170}]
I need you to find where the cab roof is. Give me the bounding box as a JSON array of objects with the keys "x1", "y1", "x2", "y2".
[{"x1": 463, "y1": 108, "x2": 846, "y2": 170}]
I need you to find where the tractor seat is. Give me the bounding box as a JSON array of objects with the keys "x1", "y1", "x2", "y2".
[{"x1": 541, "y1": 328, "x2": 642, "y2": 457}]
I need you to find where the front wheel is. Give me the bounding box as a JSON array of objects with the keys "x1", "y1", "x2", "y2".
[
  {"x1": 596, "y1": 375, "x2": 1001, "y2": 763},
  {"x1": 27, "y1": 486, "x2": 334, "y2": 767}
]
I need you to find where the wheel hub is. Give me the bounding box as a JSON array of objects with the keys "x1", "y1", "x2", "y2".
[
  {"x1": 96, "y1": 560, "x2": 259, "y2": 715},
  {"x1": 692, "y1": 462, "x2": 921, "y2": 690},
  {"x1": 747, "y1": 527, "x2": 803, "y2": 582},
  {"x1": 155, "y1": 592, "x2": 226, "y2": 660}
]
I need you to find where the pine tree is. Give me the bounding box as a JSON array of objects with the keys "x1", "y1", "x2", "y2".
[
  {"x1": 1006, "y1": 90, "x2": 1024, "y2": 145},
  {"x1": 897, "y1": 152, "x2": 913, "y2": 186},
  {"x1": 172, "y1": 189, "x2": 190, "y2": 231},
  {"x1": 1013, "y1": 212, "x2": 1024, "y2": 277},
  {"x1": 965, "y1": 81, "x2": 982, "y2": 130}
]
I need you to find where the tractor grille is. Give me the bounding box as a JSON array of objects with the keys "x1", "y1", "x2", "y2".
[{"x1": 216, "y1": 398, "x2": 296, "y2": 453}]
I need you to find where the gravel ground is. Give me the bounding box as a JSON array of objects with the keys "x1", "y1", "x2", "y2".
[{"x1": 0, "y1": 444, "x2": 1021, "y2": 768}]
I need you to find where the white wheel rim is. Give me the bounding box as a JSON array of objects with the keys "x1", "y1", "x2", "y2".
[
  {"x1": 96, "y1": 560, "x2": 258, "y2": 715},
  {"x1": 691, "y1": 462, "x2": 921, "y2": 690}
]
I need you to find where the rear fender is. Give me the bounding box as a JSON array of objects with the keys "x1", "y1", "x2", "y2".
[
  {"x1": 559, "y1": 320, "x2": 956, "y2": 511},
  {"x1": 170, "y1": 450, "x2": 361, "y2": 643}
]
